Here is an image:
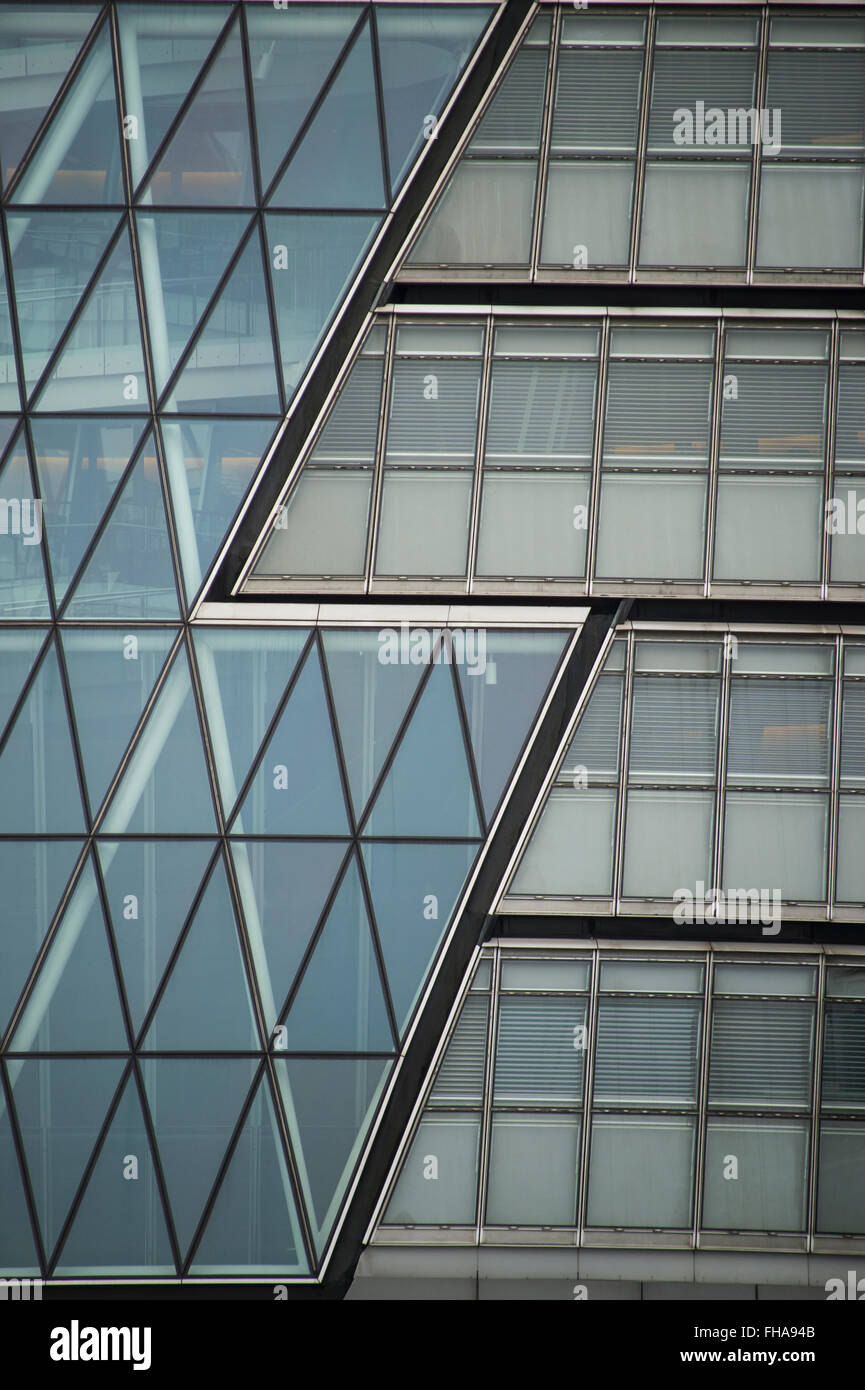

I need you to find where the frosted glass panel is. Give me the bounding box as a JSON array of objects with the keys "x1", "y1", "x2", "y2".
[
  {"x1": 640, "y1": 164, "x2": 750, "y2": 267},
  {"x1": 510, "y1": 789, "x2": 616, "y2": 897},
  {"x1": 818, "y1": 1124, "x2": 865, "y2": 1234},
  {"x1": 486, "y1": 1116, "x2": 579, "y2": 1226},
  {"x1": 408, "y1": 162, "x2": 536, "y2": 265},
  {"x1": 256, "y1": 472, "x2": 371, "y2": 576},
  {"x1": 702, "y1": 1120, "x2": 809, "y2": 1231},
  {"x1": 723, "y1": 793, "x2": 828, "y2": 902},
  {"x1": 596, "y1": 476, "x2": 706, "y2": 579},
  {"x1": 541, "y1": 162, "x2": 634, "y2": 266},
  {"x1": 714, "y1": 476, "x2": 822, "y2": 581},
  {"x1": 375, "y1": 473, "x2": 472, "y2": 576},
  {"x1": 757, "y1": 166, "x2": 865, "y2": 269},
  {"x1": 622, "y1": 791, "x2": 713, "y2": 898},
  {"x1": 837, "y1": 796, "x2": 865, "y2": 902},
  {"x1": 476, "y1": 473, "x2": 589, "y2": 577},
  {"x1": 384, "y1": 1116, "x2": 479, "y2": 1225},
  {"x1": 587, "y1": 1116, "x2": 694, "y2": 1228}
]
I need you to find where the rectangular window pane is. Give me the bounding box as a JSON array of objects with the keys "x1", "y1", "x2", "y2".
[
  {"x1": 408, "y1": 162, "x2": 536, "y2": 266},
  {"x1": 375, "y1": 472, "x2": 472, "y2": 577},
  {"x1": 722, "y1": 792, "x2": 828, "y2": 902},
  {"x1": 837, "y1": 796, "x2": 865, "y2": 902},
  {"x1": 386, "y1": 360, "x2": 480, "y2": 463},
  {"x1": 702, "y1": 1119, "x2": 809, "y2": 1231},
  {"x1": 559, "y1": 674, "x2": 623, "y2": 781},
  {"x1": 841, "y1": 684, "x2": 865, "y2": 783},
  {"x1": 713, "y1": 964, "x2": 817, "y2": 997},
  {"x1": 476, "y1": 473, "x2": 590, "y2": 578},
  {"x1": 766, "y1": 50, "x2": 865, "y2": 155},
  {"x1": 596, "y1": 475, "x2": 707, "y2": 580},
  {"x1": 727, "y1": 680, "x2": 832, "y2": 784},
  {"x1": 486, "y1": 1115, "x2": 580, "y2": 1226},
  {"x1": 384, "y1": 1116, "x2": 480, "y2": 1225},
  {"x1": 720, "y1": 362, "x2": 827, "y2": 467},
  {"x1": 734, "y1": 644, "x2": 833, "y2": 675},
  {"x1": 510, "y1": 788, "x2": 616, "y2": 897},
  {"x1": 622, "y1": 790, "x2": 713, "y2": 897},
  {"x1": 836, "y1": 366, "x2": 865, "y2": 467},
  {"x1": 629, "y1": 677, "x2": 719, "y2": 783},
  {"x1": 485, "y1": 359, "x2": 597, "y2": 463},
  {"x1": 541, "y1": 161, "x2": 634, "y2": 267},
  {"x1": 817, "y1": 1122, "x2": 865, "y2": 1234},
  {"x1": 635, "y1": 642, "x2": 721, "y2": 673},
  {"x1": 822, "y1": 1003, "x2": 865, "y2": 1108},
  {"x1": 647, "y1": 50, "x2": 758, "y2": 155},
  {"x1": 757, "y1": 165, "x2": 865, "y2": 270},
  {"x1": 709, "y1": 998, "x2": 814, "y2": 1106},
  {"x1": 604, "y1": 360, "x2": 713, "y2": 464},
  {"x1": 725, "y1": 329, "x2": 829, "y2": 360},
  {"x1": 600, "y1": 960, "x2": 704, "y2": 993},
  {"x1": 552, "y1": 49, "x2": 644, "y2": 151},
  {"x1": 640, "y1": 163, "x2": 750, "y2": 267},
  {"x1": 494, "y1": 325, "x2": 599, "y2": 357},
  {"x1": 594, "y1": 997, "x2": 702, "y2": 1105},
  {"x1": 494, "y1": 996, "x2": 587, "y2": 1103},
  {"x1": 827, "y1": 966, "x2": 865, "y2": 998},
  {"x1": 713, "y1": 476, "x2": 823, "y2": 582},
  {"x1": 255, "y1": 471, "x2": 371, "y2": 577},
  {"x1": 587, "y1": 1116, "x2": 695, "y2": 1228},
  {"x1": 469, "y1": 48, "x2": 547, "y2": 153},
  {"x1": 500, "y1": 958, "x2": 590, "y2": 992},
  {"x1": 430, "y1": 995, "x2": 488, "y2": 1105}
]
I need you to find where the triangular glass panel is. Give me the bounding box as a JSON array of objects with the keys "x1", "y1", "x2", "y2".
[
  {"x1": 62, "y1": 432, "x2": 180, "y2": 620},
  {"x1": 62, "y1": 626, "x2": 178, "y2": 812},
  {"x1": 270, "y1": 19, "x2": 385, "y2": 210},
  {"x1": 190, "y1": 1074, "x2": 307, "y2": 1274},
  {"x1": 194, "y1": 626, "x2": 307, "y2": 815},
  {"x1": 281, "y1": 857, "x2": 394, "y2": 1054},
  {"x1": 366, "y1": 662, "x2": 481, "y2": 837},
  {"x1": 234, "y1": 643, "x2": 349, "y2": 836},
  {"x1": 0, "y1": 4, "x2": 101, "y2": 188},
  {"x1": 0, "y1": 237, "x2": 20, "y2": 413},
  {"x1": 9, "y1": 18, "x2": 123, "y2": 205},
  {"x1": 142, "y1": 16, "x2": 255, "y2": 207},
  {"x1": 361, "y1": 841, "x2": 476, "y2": 1036},
  {"x1": 143, "y1": 856, "x2": 259, "y2": 1052},
  {"x1": 0, "y1": 639, "x2": 85, "y2": 833},
  {"x1": 0, "y1": 628, "x2": 46, "y2": 744},
  {"x1": 166, "y1": 229, "x2": 281, "y2": 415},
  {"x1": 33, "y1": 227, "x2": 150, "y2": 414},
  {"x1": 141, "y1": 1057, "x2": 258, "y2": 1263},
  {"x1": 9, "y1": 1057, "x2": 125, "y2": 1263},
  {"x1": 0, "y1": 417, "x2": 15, "y2": 459},
  {"x1": 321, "y1": 628, "x2": 424, "y2": 821},
  {"x1": 0, "y1": 428, "x2": 51, "y2": 617},
  {"x1": 230, "y1": 839, "x2": 347, "y2": 1034},
  {"x1": 376, "y1": 5, "x2": 492, "y2": 193},
  {"x1": 265, "y1": 212, "x2": 378, "y2": 400},
  {"x1": 0, "y1": 839, "x2": 82, "y2": 1040},
  {"x1": 0, "y1": 1089, "x2": 40, "y2": 1271},
  {"x1": 8, "y1": 858, "x2": 128, "y2": 1052},
  {"x1": 101, "y1": 648, "x2": 218, "y2": 835},
  {"x1": 160, "y1": 417, "x2": 277, "y2": 601},
  {"x1": 53, "y1": 1070, "x2": 174, "y2": 1275},
  {"x1": 98, "y1": 838, "x2": 215, "y2": 1035},
  {"x1": 7, "y1": 212, "x2": 120, "y2": 398}
]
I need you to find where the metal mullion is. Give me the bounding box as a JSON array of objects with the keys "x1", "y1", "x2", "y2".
[
  {"x1": 181, "y1": 627, "x2": 232, "y2": 844},
  {"x1": 704, "y1": 320, "x2": 726, "y2": 596},
  {"x1": 261, "y1": 1054, "x2": 318, "y2": 1276},
  {"x1": 52, "y1": 624, "x2": 102, "y2": 837},
  {"x1": 0, "y1": 215, "x2": 31, "y2": 423},
  {"x1": 466, "y1": 312, "x2": 495, "y2": 593},
  {"x1": 693, "y1": 949, "x2": 713, "y2": 1247},
  {"x1": 238, "y1": 4, "x2": 264, "y2": 207},
  {"x1": 823, "y1": 319, "x2": 841, "y2": 597},
  {"x1": 712, "y1": 629, "x2": 734, "y2": 901},
  {"x1": 575, "y1": 946, "x2": 599, "y2": 1242},
  {"x1": 270, "y1": 842, "x2": 356, "y2": 1031},
  {"x1": 364, "y1": 313, "x2": 396, "y2": 590},
  {"x1": 0, "y1": 609, "x2": 55, "y2": 765},
  {"x1": 746, "y1": 7, "x2": 771, "y2": 283},
  {"x1": 806, "y1": 954, "x2": 827, "y2": 1248},
  {"x1": 355, "y1": 653, "x2": 437, "y2": 836},
  {"x1": 476, "y1": 946, "x2": 501, "y2": 1236},
  {"x1": 0, "y1": 1058, "x2": 49, "y2": 1276},
  {"x1": 368, "y1": 6, "x2": 393, "y2": 208},
  {"x1": 256, "y1": 209, "x2": 289, "y2": 418},
  {"x1": 585, "y1": 315, "x2": 610, "y2": 593},
  {"x1": 19, "y1": 413, "x2": 67, "y2": 620},
  {"x1": 107, "y1": 2, "x2": 133, "y2": 208},
  {"x1": 130, "y1": 1054, "x2": 196, "y2": 1275},
  {"x1": 448, "y1": 643, "x2": 487, "y2": 841},
  {"x1": 354, "y1": 844, "x2": 401, "y2": 1054},
  {"x1": 628, "y1": 6, "x2": 655, "y2": 281},
  {"x1": 827, "y1": 634, "x2": 845, "y2": 920},
  {"x1": 612, "y1": 627, "x2": 635, "y2": 911},
  {"x1": 315, "y1": 629, "x2": 358, "y2": 838},
  {"x1": 528, "y1": 7, "x2": 561, "y2": 279}
]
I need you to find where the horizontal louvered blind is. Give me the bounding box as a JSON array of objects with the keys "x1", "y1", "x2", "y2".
[
  {"x1": 766, "y1": 51, "x2": 865, "y2": 152},
  {"x1": 648, "y1": 50, "x2": 758, "y2": 152},
  {"x1": 603, "y1": 361, "x2": 713, "y2": 464},
  {"x1": 494, "y1": 996, "x2": 587, "y2": 1102},
  {"x1": 822, "y1": 1004, "x2": 865, "y2": 1107},
  {"x1": 560, "y1": 674, "x2": 623, "y2": 780},
  {"x1": 470, "y1": 48, "x2": 547, "y2": 152},
  {"x1": 709, "y1": 999, "x2": 815, "y2": 1106},
  {"x1": 552, "y1": 49, "x2": 645, "y2": 151},
  {"x1": 593, "y1": 998, "x2": 701, "y2": 1104},
  {"x1": 485, "y1": 361, "x2": 597, "y2": 462},
  {"x1": 430, "y1": 994, "x2": 489, "y2": 1103},
  {"x1": 719, "y1": 363, "x2": 827, "y2": 465},
  {"x1": 629, "y1": 677, "x2": 719, "y2": 782},
  {"x1": 311, "y1": 357, "x2": 384, "y2": 463},
  {"x1": 841, "y1": 685, "x2": 865, "y2": 782},
  {"x1": 727, "y1": 680, "x2": 832, "y2": 783},
  {"x1": 835, "y1": 366, "x2": 865, "y2": 466},
  {"x1": 386, "y1": 360, "x2": 481, "y2": 461}
]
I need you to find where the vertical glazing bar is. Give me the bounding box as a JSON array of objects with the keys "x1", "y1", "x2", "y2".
[
  {"x1": 628, "y1": 6, "x2": 655, "y2": 282},
  {"x1": 693, "y1": 948, "x2": 714, "y2": 1246},
  {"x1": 529, "y1": 5, "x2": 561, "y2": 280},
  {"x1": 576, "y1": 945, "x2": 600, "y2": 1242},
  {"x1": 612, "y1": 625, "x2": 635, "y2": 912},
  {"x1": 476, "y1": 945, "x2": 501, "y2": 1237},
  {"x1": 807, "y1": 954, "x2": 827, "y2": 1249},
  {"x1": 746, "y1": 7, "x2": 771, "y2": 284},
  {"x1": 713, "y1": 627, "x2": 734, "y2": 903},
  {"x1": 827, "y1": 634, "x2": 845, "y2": 921},
  {"x1": 704, "y1": 320, "x2": 726, "y2": 597},
  {"x1": 365, "y1": 312, "x2": 397, "y2": 590},
  {"x1": 822, "y1": 319, "x2": 841, "y2": 599},
  {"x1": 466, "y1": 312, "x2": 495, "y2": 593},
  {"x1": 586, "y1": 314, "x2": 611, "y2": 595}
]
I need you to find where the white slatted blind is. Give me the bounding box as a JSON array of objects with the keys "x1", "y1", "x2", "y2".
[
  {"x1": 628, "y1": 676, "x2": 719, "y2": 782},
  {"x1": 485, "y1": 360, "x2": 597, "y2": 462},
  {"x1": 604, "y1": 361, "x2": 713, "y2": 464},
  {"x1": 727, "y1": 680, "x2": 832, "y2": 784},
  {"x1": 552, "y1": 49, "x2": 644, "y2": 151},
  {"x1": 719, "y1": 362, "x2": 827, "y2": 465},
  {"x1": 709, "y1": 999, "x2": 815, "y2": 1106},
  {"x1": 822, "y1": 1004, "x2": 865, "y2": 1107},
  {"x1": 494, "y1": 996, "x2": 587, "y2": 1102},
  {"x1": 648, "y1": 50, "x2": 758, "y2": 153},
  {"x1": 430, "y1": 994, "x2": 489, "y2": 1103},
  {"x1": 593, "y1": 998, "x2": 702, "y2": 1104}
]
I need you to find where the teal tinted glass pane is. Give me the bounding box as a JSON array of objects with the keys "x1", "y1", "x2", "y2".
[
  {"x1": 0, "y1": 1099, "x2": 40, "y2": 1270},
  {"x1": 194, "y1": 626, "x2": 307, "y2": 814},
  {"x1": 143, "y1": 17, "x2": 254, "y2": 207},
  {"x1": 0, "y1": 641, "x2": 85, "y2": 833},
  {"x1": 34, "y1": 229, "x2": 150, "y2": 415},
  {"x1": 270, "y1": 20, "x2": 385, "y2": 209},
  {"x1": 62, "y1": 627, "x2": 176, "y2": 812},
  {"x1": 168, "y1": 229, "x2": 281, "y2": 415},
  {"x1": 144, "y1": 857, "x2": 259, "y2": 1052},
  {"x1": 10, "y1": 1058, "x2": 124, "y2": 1262},
  {"x1": 265, "y1": 213, "x2": 378, "y2": 399},
  {"x1": 321, "y1": 628, "x2": 424, "y2": 820},
  {"x1": 98, "y1": 838, "x2": 215, "y2": 1034},
  {"x1": 101, "y1": 650, "x2": 217, "y2": 835},
  {"x1": 361, "y1": 841, "x2": 476, "y2": 1035},
  {"x1": 135, "y1": 212, "x2": 251, "y2": 395},
  {"x1": 10, "y1": 19, "x2": 123, "y2": 205},
  {"x1": 0, "y1": 431, "x2": 51, "y2": 617},
  {"x1": 6, "y1": 212, "x2": 119, "y2": 397},
  {"x1": 0, "y1": 628, "x2": 45, "y2": 742},
  {"x1": 0, "y1": 839, "x2": 80, "y2": 1039},
  {"x1": 31, "y1": 416, "x2": 147, "y2": 605},
  {"x1": 247, "y1": 4, "x2": 360, "y2": 192},
  {"x1": 0, "y1": 241, "x2": 18, "y2": 412},
  {"x1": 63, "y1": 434, "x2": 180, "y2": 620},
  {"x1": 231, "y1": 839, "x2": 347, "y2": 1033},
  {"x1": 0, "y1": 417, "x2": 14, "y2": 459},
  {"x1": 142, "y1": 1057, "x2": 258, "y2": 1262},
  {"x1": 366, "y1": 662, "x2": 481, "y2": 837},
  {"x1": 8, "y1": 860, "x2": 127, "y2": 1052},
  {"x1": 377, "y1": 5, "x2": 491, "y2": 191},
  {"x1": 282, "y1": 857, "x2": 394, "y2": 1053},
  {"x1": 234, "y1": 644, "x2": 349, "y2": 836},
  {"x1": 0, "y1": 4, "x2": 100, "y2": 188},
  {"x1": 53, "y1": 1072, "x2": 174, "y2": 1275},
  {"x1": 117, "y1": 3, "x2": 231, "y2": 193},
  {"x1": 160, "y1": 418, "x2": 277, "y2": 600},
  {"x1": 191, "y1": 1076, "x2": 307, "y2": 1274}
]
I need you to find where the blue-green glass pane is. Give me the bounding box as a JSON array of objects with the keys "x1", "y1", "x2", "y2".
[
  {"x1": 458, "y1": 631, "x2": 566, "y2": 818},
  {"x1": 265, "y1": 213, "x2": 378, "y2": 400},
  {"x1": 234, "y1": 644, "x2": 349, "y2": 836},
  {"x1": 282, "y1": 857, "x2": 394, "y2": 1053},
  {"x1": 0, "y1": 4, "x2": 101, "y2": 188},
  {"x1": 270, "y1": 20, "x2": 384, "y2": 209},
  {"x1": 247, "y1": 4, "x2": 360, "y2": 192},
  {"x1": 321, "y1": 628, "x2": 424, "y2": 820},
  {"x1": 98, "y1": 839, "x2": 215, "y2": 1035},
  {"x1": 0, "y1": 840, "x2": 81, "y2": 1040},
  {"x1": 143, "y1": 17, "x2": 254, "y2": 207},
  {"x1": 63, "y1": 434, "x2": 180, "y2": 620},
  {"x1": 53, "y1": 1072, "x2": 174, "y2": 1275},
  {"x1": 11, "y1": 1058, "x2": 125, "y2": 1262},
  {"x1": 144, "y1": 857, "x2": 259, "y2": 1052},
  {"x1": 10, "y1": 20, "x2": 123, "y2": 205},
  {"x1": 0, "y1": 628, "x2": 46, "y2": 743},
  {"x1": 62, "y1": 627, "x2": 177, "y2": 813},
  {"x1": 101, "y1": 649, "x2": 217, "y2": 835},
  {"x1": 161, "y1": 417, "x2": 277, "y2": 601},
  {"x1": 0, "y1": 417, "x2": 15, "y2": 458},
  {"x1": 361, "y1": 841, "x2": 476, "y2": 1036},
  {"x1": 6, "y1": 212, "x2": 119, "y2": 397},
  {"x1": 142, "y1": 1057, "x2": 258, "y2": 1262},
  {"x1": 0, "y1": 641, "x2": 85, "y2": 833},
  {"x1": 366, "y1": 663, "x2": 481, "y2": 837},
  {"x1": 0, "y1": 1096, "x2": 40, "y2": 1271},
  {"x1": 135, "y1": 212, "x2": 251, "y2": 394},
  {"x1": 8, "y1": 860, "x2": 127, "y2": 1052},
  {"x1": 34, "y1": 229, "x2": 150, "y2": 414},
  {"x1": 190, "y1": 1076, "x2": 307, "y2": 1274},
  {"x1": 376, "y1": 5, "x2": 492, "y2": 192},
  {"x1": 230, "y1": 839, "x2": 347, "y2": 1032},
  {"x1": 0, "y1": 430, "x2": 51, "y2": 617},
  {"x1": 0, "y1": 240, "x2": 18, "y2": 412},
  {"x1": 167, "y1": 229, "x2": 281, "y2": 414}
]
